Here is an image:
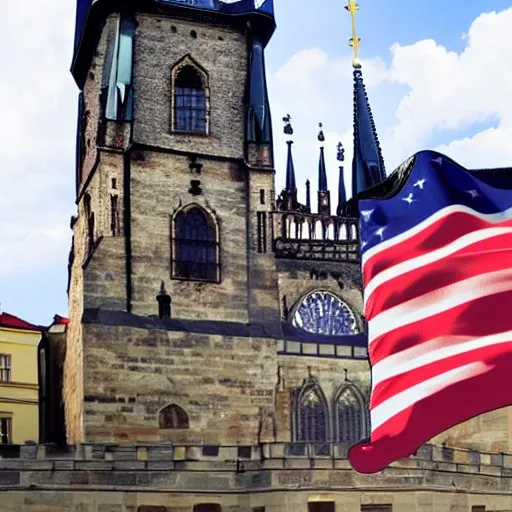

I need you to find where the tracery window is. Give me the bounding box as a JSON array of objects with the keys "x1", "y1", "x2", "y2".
[
  {"x1": 335, "y1": 384, "x2": 369, "y2": 445},
  {"x1": 292, "y1": 291, "x2": 359, "y2": 336},
  {"x1": 172, "y1": 206, "x2": 219, "y2": 282},
  {"x1": 173, "y1": 63, "x2": 208, "y2": 134},
  {"x1": 158, "y1": 404, "x2": 189, "y2": 429},
  {"x1": 294, "y1": 384, "x2": 329, "y2": 443}
]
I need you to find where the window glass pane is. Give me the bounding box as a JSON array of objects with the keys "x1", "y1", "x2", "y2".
[
  {"x1": 174, "y1": 207, "x2": 217, "y2": 281},
  {"x1": 298, "y1": 388, "x2": 327, "y2": 442},
  {"x1": 337, "y1": 387, "x2": 366, "y2": 444},
  {"x1": 174, "y1": 65, "x2": 207, "y2": 133},
  {"x1": 0, "y1": 355, "x2": 11, "y2": 382},
  {"x1": 0, "y1": 418, "x2": 11, "y2": 444}
]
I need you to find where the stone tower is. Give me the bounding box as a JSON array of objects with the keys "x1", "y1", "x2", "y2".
[{"x1": 66, "y1": 0, "x2": 284, "y2": 444}]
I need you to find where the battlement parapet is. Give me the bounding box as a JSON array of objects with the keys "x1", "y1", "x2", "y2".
[{"x1": 1, "y1": 442, "x2": 511, "y2": 478}]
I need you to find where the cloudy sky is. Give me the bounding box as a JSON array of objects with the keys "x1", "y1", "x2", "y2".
[{"x1": 1, "y1": 0, "x2": 511, "y2": 325}]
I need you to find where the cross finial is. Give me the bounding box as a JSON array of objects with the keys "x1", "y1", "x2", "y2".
[{"x1": 345, "y1": 0, "x2": 362, "y2": 68}]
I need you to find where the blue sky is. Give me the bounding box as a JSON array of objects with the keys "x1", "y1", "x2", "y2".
[{"x1": 1, "y1": 0, "x2": 512, "y2": 325}]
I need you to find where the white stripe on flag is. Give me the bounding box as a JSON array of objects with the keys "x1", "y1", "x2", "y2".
[
  {"x1": 369, "y1": 268, "x2": 512, "y2": 345},
  {"x1": 370, "y1": 362, "x2": 489, "y2": 432},
  {"x1": 364, "y1": 226, "x2": 512, "y2": 309},
  {"x1": 371, "y1": 330, "x2": 512, "y2": 392},
  {"x1": 362, "y1": 204, "x2": 512, "y2": 267}
]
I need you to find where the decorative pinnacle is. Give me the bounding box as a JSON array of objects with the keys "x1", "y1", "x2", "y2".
[
  {"x1": 283, "y1": 114, "x2": 293, "y2": 137},
  {"x1": 337, "y1": 142, "x2": 345, "y2": 162},
  {"x1": 317, "y1": 122, "x2": 325, "y2": 143},
  {"x1": 345, "y1": 0, "x2": 362, "y2": 68}
]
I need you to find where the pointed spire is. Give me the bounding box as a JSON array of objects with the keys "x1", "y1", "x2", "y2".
[
  {"x1": 283, "y1": 115, "x2": 296, "y2": 192},
  {"x1": 317, "y1": 123, "x2": 328, "y2": 192},
  {"x1": 317, "y1": 123, "x2": 331, "y2": 216},
  {"x1": 246, "y1": 37, "x2": 273, "y2": 167},
  {"x1": 346, "y1": 1, "x2": 386, "y2": 198},
  {"x1": 276, "y1": 115, "x2": 299, "y2": 211},
  {"x1": 336, "y1": 142, "x2": 347, "y2": 216},
  {"x1": 305, "y1": 179, "x2": 311, "y2": 213}
]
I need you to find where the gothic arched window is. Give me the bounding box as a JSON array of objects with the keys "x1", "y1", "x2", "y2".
[
  {"x1": 294, "y1": 384, "x2": 329, "y2": 443},
  {"x1": 292, "y1": 291, "x2": 359, "y2": 336},
  {"x1": 172, "y1": 206, "x2": 219, "y2": 282},
  {"x1": 159, "y1": 404, "x2": 189, "y2": 429},
  {"x1": 173, "y1": 63, "x2": 208, "y2": 134},
  {"x1": 335, "y1": 384, "x2": 369, "y2": 445}
]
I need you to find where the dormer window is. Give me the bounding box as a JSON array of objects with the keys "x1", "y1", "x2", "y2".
[{"x1": 172, "y1": 58, "x2": 209, "y2": 134}]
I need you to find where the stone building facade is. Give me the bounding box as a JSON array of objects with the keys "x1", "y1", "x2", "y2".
[{"x1": 24, "y1": 0, "x2": 512, "y2": 510}]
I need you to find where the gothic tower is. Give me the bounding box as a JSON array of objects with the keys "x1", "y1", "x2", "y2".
[{"x1": 65, "y1": 0, "x2": 281, "y2": 443}]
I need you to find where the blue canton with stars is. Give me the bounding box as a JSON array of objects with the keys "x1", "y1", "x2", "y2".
[{"x1": 359, "y1": 150, "x2": 512, "y2": 256}]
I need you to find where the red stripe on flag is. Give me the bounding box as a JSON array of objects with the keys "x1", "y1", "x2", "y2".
[
  {"x1": 369, "y1": 289, "x2": 512, "y2": 365},
  {"x1": 371, "y1": 337, "x2": 512, "y2": 409},
  {"x1": 365, "y1": 234, "x2": 512, "y2": 321},
  {"x1": 363, "y1": 214, "x2": 512, "y2": 287},
  {"x1": 349, "y1": 352, "x2": 512, "y2": 474}
]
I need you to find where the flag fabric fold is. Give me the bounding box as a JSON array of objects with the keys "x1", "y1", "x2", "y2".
[{"x1": 349, "y1": 150, "x2": 512, "y2": 474}]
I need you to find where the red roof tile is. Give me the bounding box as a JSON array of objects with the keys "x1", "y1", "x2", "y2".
[
  {"x1": 0, "y1": 312, "x2": 43, "y2": 332},
  {"x1": 53, "y1": 315, "x2": 69, "y2": 326}
]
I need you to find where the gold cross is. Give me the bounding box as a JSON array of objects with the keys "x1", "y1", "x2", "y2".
[{"x1": 345, "y1": 0, "x2": 362, "y2": 68}]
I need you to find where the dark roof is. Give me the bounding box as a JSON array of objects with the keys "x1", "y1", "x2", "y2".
[
  {"x1": 0, "y1": 312, "x2": 43, "y2": 332},
  {"x1": 83, "y1": 308, "x2": 368, "y2": 347}
]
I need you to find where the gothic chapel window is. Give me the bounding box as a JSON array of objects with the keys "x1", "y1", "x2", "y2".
[
  {"x1": 172, "y1": 206, "x2": 218, "y2": 282},
  {"x1": 335, "y1": 384, "x2": 369, "y2": 445},
  {"x1": 295, "y1": 385, "x2": 329, "y2": 443},
  {"x1": 173, "y1": 64, "x2": 208, "y2": 134}
]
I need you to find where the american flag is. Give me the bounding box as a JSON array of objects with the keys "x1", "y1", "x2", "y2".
[{"x1": 348, "y1": 150, "x2": 512, "y2": 474}]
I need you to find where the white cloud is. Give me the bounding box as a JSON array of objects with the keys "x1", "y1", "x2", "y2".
[{"x1": 0, "y1": 1, "x2": 77, "y2": 277}]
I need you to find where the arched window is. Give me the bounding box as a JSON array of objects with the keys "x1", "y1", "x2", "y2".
[
  {"x1": 173, "y1": 64, "x2": 207, "y2": 134},
  {"x1": 172, "y1": 206, "x2": 219, "y2": 282},
  {"x1": 159, "y1": 404, "x2": 189, "y2": 429},
  {"x1": 292, "y1": 291, "x2": 359, "y2": 336},
  {"x1": 335, "y1": 384, "x2": 369, "y2": 445},
  {"x1": 294, "y1": 383, "x2": 329, "y2": 443}
]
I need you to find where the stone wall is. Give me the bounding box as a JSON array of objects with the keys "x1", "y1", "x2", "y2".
[
  {"x1": 132, "y1": 14, "x2": 247, "y2": 158},
  {"x1": 2, "y1": 443, "x2": 512, "y2": 511},
  {"x1": 129, "y1": 151, "x2": 252, "y2": 322},
  {"x1": 81, "y1": 323, "x2": 277, "y2": 444}
]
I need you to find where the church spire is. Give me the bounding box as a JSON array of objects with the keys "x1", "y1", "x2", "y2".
[
  {"x1": 283, "y1": 115, "x2": 296, "y2": 192},
  {"x1": 336, "y1": 142, "x2": 347, "y2": 216},
  {"x1": 317, "y1": 124, "x2": 331, "y2": 216},
  {"x1": 345, "y1": 0, "x2": 386, "y2": 198},
  {"x1": 277, "y1": 115, "x2": 298, "y2": 211}
]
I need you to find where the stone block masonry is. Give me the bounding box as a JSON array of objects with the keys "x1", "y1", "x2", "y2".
[{"x1": 1, "y1": 442, "x2": 512, "y2": 511}]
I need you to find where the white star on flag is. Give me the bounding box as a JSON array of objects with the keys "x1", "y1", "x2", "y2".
[
  {"x1": 414, "y1": 179, "x2": 426, "y2": 190},
  {"x1": 375, "y1": 227, "x2": 385, "y2": 239},
  {"x1": 361, "y1": 209, "x2": 374, "y2": 222},
  {"x1": 402, "y1": 193, "x2": 416, "y2": 205},
  {"x1": 466, "y1": 189, "x2": 480, "y2": 199}
]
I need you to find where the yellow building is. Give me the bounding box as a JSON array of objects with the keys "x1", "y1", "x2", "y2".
[{"x1": 0, "y1": 311, "x2": 42, "y2": 444}]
